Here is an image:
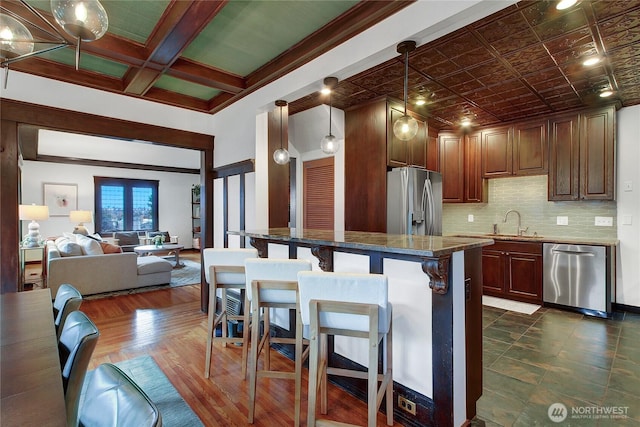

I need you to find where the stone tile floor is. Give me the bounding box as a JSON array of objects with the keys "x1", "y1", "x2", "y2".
[{"x1": 478, "y1": 305, "x2": 640, "y2": 426}]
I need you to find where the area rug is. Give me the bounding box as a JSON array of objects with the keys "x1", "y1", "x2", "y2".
[
  {"x1": 482, "y1": 295, "x2": 540, "y2": 315},
  {"x1": 170, "y1": 259, "x2": 202, "y2": 287},
  {"x1": 81, "y1": 356, "x2": 204, "y2": 427}
]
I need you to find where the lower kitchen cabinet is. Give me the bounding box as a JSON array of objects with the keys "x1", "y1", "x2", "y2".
[{"x1": 482, "y1": 240, "x2": 542, "y2": 304}]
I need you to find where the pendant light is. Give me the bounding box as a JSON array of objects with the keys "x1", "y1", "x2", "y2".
[
  {"x1": 51, "y1": 0, "x2": 109, "y2": 70},
  {"x1": 273, "y1": 99, "x2": 290, "y2": 165},
  {"x1": 393, "y1": 40, "x2": 419, "y2": 141},
  {"x1": 320, "y1": 76, "x2": 339, "y2": 155}
]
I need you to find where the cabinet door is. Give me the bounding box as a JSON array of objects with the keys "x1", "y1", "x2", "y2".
[
  {"x1": 548, "y1": 113, "x2": 579, "y2": 201},
  {"x1": 481, "y1": 249, "x2": 505, "y2": 295},
  {"x1": 514, "y1": 120, "x2": 548, "y2": 175},
  {"x1": 427, "y1": 134, "x2": 440, "y2": 172},
  {"x1": 464, "y1": 132, "x2": 486, "y2": 202},
  {"x1": 409, "y1": 120, "x2": 427, "y2": 168},
  {"x1": 388, "y1": 107, "x2": 409, "y2": 167},
  {"x1": 506, "y1": 252, "x2": 542, "y2": 304},
  {"x1": 439, "y1": 133, "x2": 464, "y2": 203},
  {"x1": 580, "y1": 106, "x2": 615, "y2": 200},
  {"x1": 482, "y1": 126, "x2": 512, "y2": 177}
]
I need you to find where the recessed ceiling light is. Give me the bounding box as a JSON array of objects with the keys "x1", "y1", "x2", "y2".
[
  {"x1": 461, "y1": 119, "x2": 471, "y2": 127},
  {"x1": 415, "y1": 96, "x2": 426, "y2": 106},
  {"x1": 583, "y1": 57, "x2": 600, "y2": 66},
  {"x1": 600, "y1": 90, "x2": 613, "y2": 98},
  {"x1": 556, "y1": 0, "x2": 578, "y2": 10}
]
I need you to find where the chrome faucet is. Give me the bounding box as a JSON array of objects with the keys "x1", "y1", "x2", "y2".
[{"x1": 503, "y1": 209, "x2": 528, "y2": 236}]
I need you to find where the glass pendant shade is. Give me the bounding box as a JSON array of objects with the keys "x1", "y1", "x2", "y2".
[
  {"x1": 393, "y1": 114, "x2": 419, "y2": 141},
  {"x1": 0, "y1": 14, "x2": 34, "y2": 59},
  {"x1": 321, "y1": 133, "x2": 339, "y2": 154},
  {"x1": 273, "y1": 147, "x2": 290, "y2": 165},
  {"x1": 51, "y1": 0, "x2": 109, "y2": 41}
]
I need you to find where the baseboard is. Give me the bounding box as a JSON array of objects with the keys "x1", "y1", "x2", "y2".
[
  {"x1": 271, "y1": 326, "x2": 434, "y2": 426},
  {"x1": 613, "y1": 303, "x2": 640, "y2": 314}
]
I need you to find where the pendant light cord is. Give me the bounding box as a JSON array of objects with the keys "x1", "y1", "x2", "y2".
[
  {"x1": 328, "y1": 91, "x2": 333, "y2": 136},
  {"x1": 279, "y1": 104, "x2": 283, "y2": 149},
  {"x1": 403, "y1": 49, "x2": 409, "y2": 115}
]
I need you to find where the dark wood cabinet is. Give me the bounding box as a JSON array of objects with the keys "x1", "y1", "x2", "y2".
[
  {"x1": 580, "y1": 106, "x2": 615, "y2": 200},
  {"x1": 388, "y1": 106, "x2": 428, "y2": 168},
  {"x1": 513, "y1": 120, "x2": 548, "y2": 175},
  {"x1": 439, "y1": 133, "x2": 464, "y2": 203},
  {"x1": 481, "y1": 126, "x2": 512, "y2": 177},
  {"x1": 440, "y1": 132, "x2": 486, "y2": 203},
  {"x1": 482, "y1": 240, "x2": 542, "y2": 304},
  {"x1": 548, "y1": 106, "x2": 615, "y2": 201},
  {"x1": 345, "y1": 99, "x2": 388, "y2": 232}
]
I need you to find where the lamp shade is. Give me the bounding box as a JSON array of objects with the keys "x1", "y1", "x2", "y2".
[
  {"x1": 69, "y1": 210, "x2": 92, "y2": 223},
  {"x1": 50, "y1": 0, "x2": 109, "y2": 41},
  {"x1": 0, "y1": 14, "x2": 34, "y2": 59},
  {"x1": 19, "y1": 204, "x2": 50, "y2": 221}
]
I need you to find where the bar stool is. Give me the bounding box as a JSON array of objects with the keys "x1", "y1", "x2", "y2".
[
  {"x1": 244, "y1": 258, "x2": 312, "y2": 426},
  {"x1": 202, "y1": 247, "x2": 258, "y2": 378},
  {"x1": 297, "y1": 271, "x2": 393, "y2": 427}
]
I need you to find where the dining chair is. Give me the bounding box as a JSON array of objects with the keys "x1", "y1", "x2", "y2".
[
  {"x1": 243, "y1": 258, "x2": 312, "y2": 426},
  {"x1": 53, "y1": 283, "x2": 83, "y2": 340},
  {"x1": 202, "y1": 247, "x2": 258, "y2": 378},
  {"x1": 58, "y1": 310, "x2": 100, "y2": 427},
  {"x1": 79, "y1": 363, "x2": 161, "y2": 427},
  {"x1": 297, "y1": 271, "x2": 393, "y2": 427}
]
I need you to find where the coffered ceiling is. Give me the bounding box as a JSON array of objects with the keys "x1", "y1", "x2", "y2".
[{"x1": 3, "y1": 0, "x2": 639, "y2": 130}]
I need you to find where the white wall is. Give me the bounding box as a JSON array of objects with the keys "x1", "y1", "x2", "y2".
[
  {"x1": 289, "y1": 105, "x2": 345, "y2": 232},
  {"x1": 616, "y1": 104, "x2": 640, "y2": 307},
  {"x1": 20, "y1": 160, "x2": 199, "y2": 248}
]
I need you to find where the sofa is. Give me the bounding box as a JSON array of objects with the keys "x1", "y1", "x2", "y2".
[
  {"x1": 46, "y1": 234, "x2": 173, "y2": 296},
  {"x1": 101, "y1": 231, "x2": 175, "y2": 252}
]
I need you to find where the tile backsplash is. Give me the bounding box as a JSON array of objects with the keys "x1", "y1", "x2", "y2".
[{"x1": 442, "y1": 175, "x2": 617, "y2": 240}]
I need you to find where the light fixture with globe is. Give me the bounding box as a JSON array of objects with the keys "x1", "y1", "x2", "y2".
[
  {"x1": 393, "y1": 40, "x2": 419, "y2": 141},
  {"x1": 320, "y1": 76, "x2": 339, "y2": 155},
  {"x1": 273, "y1": 99, "x2": 290, "y2": 165}
]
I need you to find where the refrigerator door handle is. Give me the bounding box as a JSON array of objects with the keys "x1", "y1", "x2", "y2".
[{"x1": 424, "y1": 178, "x2": 434, "y2": 235}]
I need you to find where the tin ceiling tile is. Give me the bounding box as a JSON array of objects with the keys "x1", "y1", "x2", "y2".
[
  {"x1": 490, "y1": 29, "x2": 541, "y2": 55},
  {"x1": 474, "y1": 11, "x2": 530, "y2": 43}
]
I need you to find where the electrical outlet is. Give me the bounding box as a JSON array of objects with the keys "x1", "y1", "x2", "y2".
[
  {"x1": 556, "y1": 216, "x2": 568, "y2": 226},
  {"x1": 398, "y1": 396, "x2": 416, "y2": 415},
  {"x1": 595, "y1": 216, "x2": 613, "y2": 227},
  {"x1": 468, "y1": 214, "x2": 474, "y2": 222}
]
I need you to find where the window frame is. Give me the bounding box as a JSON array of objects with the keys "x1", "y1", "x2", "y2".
[{"x1": 94, "y1": 177, "x2": 159, "y2": 233}]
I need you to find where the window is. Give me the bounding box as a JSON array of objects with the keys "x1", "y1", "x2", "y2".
[{"x1": 94, "y1": 177, "x2": 159, "y2": 233}]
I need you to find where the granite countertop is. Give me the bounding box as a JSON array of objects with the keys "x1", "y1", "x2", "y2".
[
  {"x1": 450, "y1": 233, "x2": 619, "y2": 247},
  {"x1": 228, "y1": 228, "x2": 494, "y2": 257}
]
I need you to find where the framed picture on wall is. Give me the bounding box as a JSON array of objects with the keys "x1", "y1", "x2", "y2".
[{"x1": 43, "y1": 183, "x2": 78, "y2": 216}]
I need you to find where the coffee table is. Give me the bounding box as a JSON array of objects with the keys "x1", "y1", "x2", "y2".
[{"x1": 134, "y1": 244, "x2": 185, "y2": 268}]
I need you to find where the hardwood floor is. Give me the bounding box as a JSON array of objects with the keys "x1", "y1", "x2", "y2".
[{"x1": 67, "y1": 251, "x2": 401, "y2": 427}]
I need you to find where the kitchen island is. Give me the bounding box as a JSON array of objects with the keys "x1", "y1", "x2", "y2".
[{"x1": 228, "y1": 228, "x2": 494, "y2": 426}]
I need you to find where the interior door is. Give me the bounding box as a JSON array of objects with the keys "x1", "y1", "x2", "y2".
[{"x1": 303, "y1": 157, "x2": 334, "y2": 230}]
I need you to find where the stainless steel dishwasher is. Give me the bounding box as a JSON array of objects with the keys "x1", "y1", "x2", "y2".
[{"x1": 543, "y1": 243, "x2": 613, "y2": 318}]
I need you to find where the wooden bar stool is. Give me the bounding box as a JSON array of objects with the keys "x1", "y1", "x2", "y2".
[
  {"x1": 202, "y1": 247, "x2": 258, "y2": 378},
  {"x1": 297, "y1": 271, "x2": 393, "y2": 427},
  {"x1": 244, "y1": 258, "x2": 312, "y2": 426}
]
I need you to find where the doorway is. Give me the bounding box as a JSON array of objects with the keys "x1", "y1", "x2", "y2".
[{"x1": 303, "y1": 157, "x2": 334, "y2": 230}]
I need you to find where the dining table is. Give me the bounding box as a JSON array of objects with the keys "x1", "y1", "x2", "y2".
[{"x1": 1, "y1": 288, "x2": 66, "y2": 427}]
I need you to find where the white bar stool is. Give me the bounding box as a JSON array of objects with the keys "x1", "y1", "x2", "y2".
[
  {"x1": 202, "y1": 247, "x2": 258, "y2": 378},
  {"x1": 244, "y1": 258, "x2": 312, "y2": 426},
  {"x1": 297, "y1": 271, "x2": 393, "y2": 427}
]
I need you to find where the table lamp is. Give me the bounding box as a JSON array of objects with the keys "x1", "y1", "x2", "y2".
[
  {"x1": 19, "y1": 204, "x2": 49, "y2": 247},
  {"x1": 69, "y1": 210, "x2": 93, "y2": 235}
]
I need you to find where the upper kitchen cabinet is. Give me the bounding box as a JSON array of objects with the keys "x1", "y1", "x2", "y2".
[
  {"x1": 439, "y1": 131, "x2": 486, "y2": 203},
  {"x1": 481, "y1": 125, "x2": 512, "y2": 177},
  {"x1": 549, "y1": 106, "x2": 615, "y2": 201},
  {"x1": 387, "y1": 105, "x2": 432, "y2": 169},
  {"x1": 513, "y1": 120, "x2": 548, "y2": 175},
  {"x1": 481, "y1": 121, "x2": 548, "y2": 178}
]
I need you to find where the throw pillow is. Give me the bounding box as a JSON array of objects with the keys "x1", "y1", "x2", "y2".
[
  {"x1": 54, "y1": 236, "x2": 71, "y2": 247},
  {"x1": 99, "y1": 241, "x2": 122, "y2": 254},
  {"x1": 76, "y1": 234, "x2": 104, "y2": 255},
  {"x1": 57, "y1": 241, "x2": 83, "y2": 257},
  {"x1": 87, "y1": 233, "x2": 103, "y2": 242}
]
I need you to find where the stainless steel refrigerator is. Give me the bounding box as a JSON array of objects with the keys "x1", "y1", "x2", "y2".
[{"x1": 387, "y1": 167, "x2": 442, "y2": 236}]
